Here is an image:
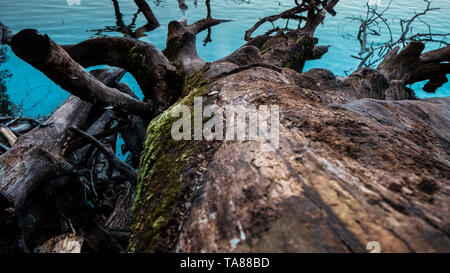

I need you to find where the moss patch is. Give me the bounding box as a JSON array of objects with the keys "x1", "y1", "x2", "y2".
[{"x1": 129, "y1": 71, "x2": 211, "y2": 252}]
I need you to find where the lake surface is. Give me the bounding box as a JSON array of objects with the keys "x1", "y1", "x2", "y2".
[{"x1": 1, "y1": 0, "x2": 449, "y2": 117}]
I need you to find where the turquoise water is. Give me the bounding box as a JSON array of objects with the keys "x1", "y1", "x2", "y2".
[{"x1": 0, "y1": 0, "x2": 449, "y2": 117}]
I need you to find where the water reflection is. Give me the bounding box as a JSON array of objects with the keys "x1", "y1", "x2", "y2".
[
  {"x1": 88, "y1": 0, "x2": 219, "y2": 45},
  {"x1": 0, "y1": 0, "x2": 448, "y2": 117},
  {"x1": 89, "y1": 0, "x2": 157, "y2": 38}
]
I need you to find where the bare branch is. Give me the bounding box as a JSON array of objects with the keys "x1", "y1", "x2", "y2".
[
  {"x1": 244, "y1": 5, "x2": 308, "y2": 41},
  {"x1": 185, "y1": 18, "x2": 232, "y2": 35},
  {"x1": 10, "y1": 29, "x2": 154, "y2": 118},
  {"x1": 61, "y1": 36, "x2": 181, "y2": 112},
  {"x1": 244, "y1": 0, "x2": 340, "y2": 41},
  {"x1": 68, "y1": 126, "x2": 137, "y2": 183},
  {"x1": 343, "y1": 0, "x2": 449, "y2": 81}
]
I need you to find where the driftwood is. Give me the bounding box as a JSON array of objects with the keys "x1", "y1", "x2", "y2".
[
  {"x1": 0, "y1": 96, "x2": 91, "y2": 211},
  {"x1": 61, "y1": 36, "x2": 181, "y2": 113},
  {"x1": 378, "y1": 42, "x2": 450, "y2": 92},
  {"x1": 0, "y1": 69, "x2": 138, "y2": 252},
  {"x1": 10, "y1": 30, "x2": 153, "y2": 118},
  {"x1": 0, "y1": 96, "x2": 90, "y2": 252},
  {"x1": 0, "y1": 127, "x2": 17, "y2": 147},
  {"x1": 1, "y1": 0, "x2": 450, "y2": 253},
  {"x1": 68, "y1": 126, "x2": 137, "y2": 183}
]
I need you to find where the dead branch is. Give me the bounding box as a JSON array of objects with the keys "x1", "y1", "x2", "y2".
[
  {"x1": 396, "y1": 0, "x2": 439, "y2": 45},
  {"x1": 244, "y1": 0, "x2": 339, "y2": 41},
  {"x1": 185, "y1": 17, "x2": 231, "y2": 35},
  {"x1": 343, "y1": 0, "x2": 449, "y2": 75},
  {"x1": 420, "y1": 45, "x2": 450, "y2": 63},
  {"x1": 0, "y1": 69, "x2": 123, "y2": 253},
  {"x1": 244, "y1": 5, "x2": 308, "y2": 41},
  {"x1": 164, "y1": 8, "x2": 231, "y2": 74},
  {"x1": 0, "y1": 96, "x2": 91, "y2": 211},
  {"x1": 61, "y1": 36, "x2": 181, "y2": 112},
  {"x1": 68, "y1": 126, "x2": 137, "y2": 183},
  {"x1": 10, "y1": 29, "x2": 153, "y2": 117}
]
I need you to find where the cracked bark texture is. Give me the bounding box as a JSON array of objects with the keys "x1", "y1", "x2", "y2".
[{"x1": 131, "y1": 67, "x2": 450, "y2": 253}]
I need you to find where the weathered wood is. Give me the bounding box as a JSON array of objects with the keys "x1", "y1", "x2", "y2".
[
  {"x1": 80, "y1": 220, "x2": 124, "y2": 253},
  {"x1": 0, "y1": 96, "x2": 91, "y2": 211},
  {"x1": 0, "y1": 69, "x2": 128, "y2": 253},
  {"x1": 39, "y1": 233, "x2": 84, "y2": 253},
  {"x1": 61, "y1": 36, "x2": 181, "y2": 113},
  {"x1": 420, "y1": 45, "x2": 450, "y2": 63},
  {"x1": 68, "y1": 126, "x2": 137, "y2": 183},
  {"x1": 10, "y1": 29, "x2": 153, "y2": 118},
  {"x1": 0, "y1": 96, "x2": 89, "y2": 253},
  {"x1": 2, "y1": 0, "x2": 450, "y2": 254},
  {"x1": 164, "y1": 16, "x2": 230, "y2": 74},
  {"x1": 378, "y1": 41, "x2": 450, "y2": 92},
  {"x1": 132, "y1": 63, "x2": 450, "y2": 253},
  {"x1": 105, "y1": 181, "x2": 135, "y2": 232},
  {"x1": 0, "y1": 127, "x2": 17, "y2": 146},
  {"x1": 164, "y1": 25, "x2": 205, "y2": 74}
]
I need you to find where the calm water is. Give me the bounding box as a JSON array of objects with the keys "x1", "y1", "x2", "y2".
[{"x1": 0, "y1": 0, "x2": 449, "y2": 117}]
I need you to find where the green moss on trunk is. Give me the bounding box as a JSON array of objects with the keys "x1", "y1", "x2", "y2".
[{"x1": 129, "y1": 71, "x2": 210, "y2": 252}]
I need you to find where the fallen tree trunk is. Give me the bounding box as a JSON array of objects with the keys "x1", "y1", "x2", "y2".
[
  {"x1": 0, "y1": 96, "x2": 90, "y2": 252},
  {"x1": 2, "y1": 0, "x2": 449, "y2": 253},
  {"x1": 131, "y1": 64, "x2": 450, "y2": 253}
]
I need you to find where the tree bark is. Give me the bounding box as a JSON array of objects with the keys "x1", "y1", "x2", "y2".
[
  {"x1": 61, "y1": 36, "x2": 181, "y2": 113},
  {"x1": 378, "y1": 41, "x2": 450, "y2": 92},
  {"x1": 0, "y1": 95, "x2": 91, "y2": 211},
  {"x1": 10, "y1": 30, "x2": 153, "y2": 118},
  {"x1": 132, "y1": 63, "x2": 450, "y2": 253},
  {"x1": 1, "y1": 0, "x2": 450, "y2": 253}
]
